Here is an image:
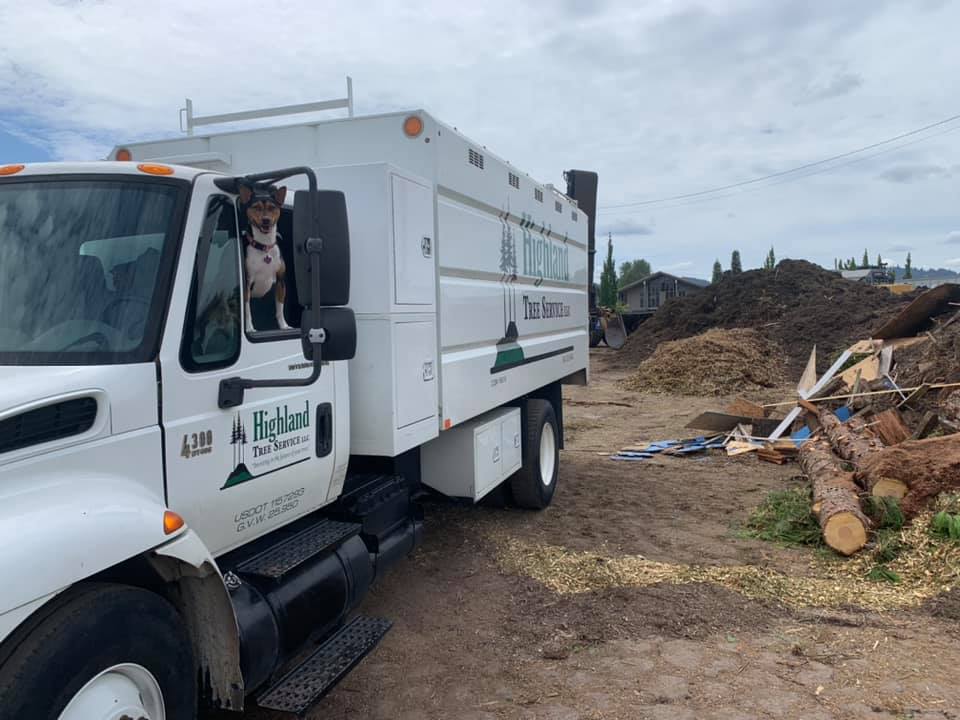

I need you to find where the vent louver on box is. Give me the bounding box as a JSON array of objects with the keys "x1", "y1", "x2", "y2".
[
  {"x1": 508, "y1": 172, "x2": 519, "y2": 189},
  {"x1": 468, "y1": 148, "x2": 484, "y2": 169},
  {"x1": 555, "y1": 200, "x2": 562, "y2": 213},
  {"x1": 0, "y1": 397, "x2": 98, "y2": 454},
  {"x1": 534, "y1": 188, "x2": 544, "y2": 202}
]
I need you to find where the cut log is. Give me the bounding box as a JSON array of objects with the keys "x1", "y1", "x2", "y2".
[
  {"x1": 818, "y1": 409, "x2": 884, "y2": 468},
  {"x1": 859, "y1": 434, "x2": 960, "y2": 516},
  {"x1": 799, "y1": 436, "x2": 870, "y2": 555},
  {"x1": 870, "y1": 477, "x2": 909, "y2": 500}
]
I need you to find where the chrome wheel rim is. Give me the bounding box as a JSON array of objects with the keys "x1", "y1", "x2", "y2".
[{"x1": 58, "y1": 663, "x2": 165, "y2": 720}]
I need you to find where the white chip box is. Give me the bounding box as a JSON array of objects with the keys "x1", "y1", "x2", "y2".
[{"x1": 420, "y1": 406, "x2": 522, "y2": 501}]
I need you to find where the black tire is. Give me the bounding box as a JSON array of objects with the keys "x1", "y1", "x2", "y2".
[
  {"x1": 0, "y1": 583, "x2": 196, "y2": 720},
  {"x1": 510, "y1": 399, "x2": 560, "y2": 510}
]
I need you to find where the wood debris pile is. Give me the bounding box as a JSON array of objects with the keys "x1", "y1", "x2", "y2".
[{"x1": 620, "y1": 328, "x2": 786, "y2": 396}]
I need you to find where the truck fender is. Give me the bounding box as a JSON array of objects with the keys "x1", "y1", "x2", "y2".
[
  {"x1": 151, "y1": 531, "x2": 245, "y2": 711},
  {"x1": 0, "y1": 477, "x2": 180, "y2": 617}
]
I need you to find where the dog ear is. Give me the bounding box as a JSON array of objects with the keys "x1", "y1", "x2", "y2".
[
  {"x1": 273, "y1": 186, "x2": 287, "y2": 207},
  {"x1": 238, "y1": 184, "x2": 253, "y2": 205}
]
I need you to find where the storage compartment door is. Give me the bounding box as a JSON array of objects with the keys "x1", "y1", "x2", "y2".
[
  {"x1": 474, "y1": 425, "x2": 502, "y2": 499},
  {"x1": 501, "y1": 409, "x2": 522, "y2": 477},
  {"x1": 394, "y1": 320, "x2": 438, "y2": 428},
  {"x1": 392, "y1": 175, "x2": 435, "y2": 305}
]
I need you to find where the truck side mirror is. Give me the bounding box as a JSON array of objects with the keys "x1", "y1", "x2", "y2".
[
  {"x1": 301, "y1": 307, "x2": 357, "y2": 362},
  {"x1": 292, "y1": 189, "x2": 350, "y2": 307}
]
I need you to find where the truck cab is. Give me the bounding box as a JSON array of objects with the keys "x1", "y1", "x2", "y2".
[{"x1": 0, "y1": 103, "x2": 594, "y2": 718}]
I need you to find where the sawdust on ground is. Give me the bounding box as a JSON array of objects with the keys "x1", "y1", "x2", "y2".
[
  {"x1": 621, "y1": 327, "x2": 786, "y2": 396},
  {"x1": 494, "y1": 493, "x2": 960, "y2": 613}
]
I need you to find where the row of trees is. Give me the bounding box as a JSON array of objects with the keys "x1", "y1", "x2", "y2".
[
  {"x1": 832, "y1": 251, "x2": 913, "y2": 279},
  {"x1": 710, "y1": 247, "x2": 776, "y2": 283}
]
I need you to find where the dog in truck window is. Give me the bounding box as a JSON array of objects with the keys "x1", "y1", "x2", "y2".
[{"x1": 238, "y1": 182, "x2": 289, "y2": 333}]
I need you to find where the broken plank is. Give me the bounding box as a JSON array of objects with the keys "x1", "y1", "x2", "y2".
[
  {"x1": 897, "y1": 383, "x2": 931, "y2": 409},
  {"x1": 757, "y1": 448, "x2": 788, "y2": 465},
  {"x1": 801, "y1": 350, "x2": 852, "y2": 400},
  {"x1": 912, "y1": 411, "x2": 940, "y2": 440},
  {"x1": 685, "y1": 412, "x2": 781, "y2": 436},
  {"x1": 797, "y1": 345, "x2": 818, "y2": 396},
  {"x1": 872, "y1": 408, "x2": 912, "y2": 446},
  {"x1": 725, "y1": 398, "x2": 767, "y2": 418},
  {"x1": 769, "y1": 406, "x2": 803, "y2": 441}
]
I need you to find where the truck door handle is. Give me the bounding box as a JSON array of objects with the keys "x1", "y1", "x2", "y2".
[{"x1": 316, "y1": 403, "x2": 333, "y2": 458}]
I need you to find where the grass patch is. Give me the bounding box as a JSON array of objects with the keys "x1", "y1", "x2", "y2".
[
  {"x1": 866, "y1": 565, "x2": 902, "y2": 584},
  {"x1": 930, "y1": 511, "x2": 960, "y2": 542},
  {"x1": 741, "y1": 487, "x2": 822, "y2": 547},
  {"x1": 872, "y1": 529, "x2": 906, "y2": 564},
  {"x1": 864, "y1": 496, "x2": 905, "y2": 531}
]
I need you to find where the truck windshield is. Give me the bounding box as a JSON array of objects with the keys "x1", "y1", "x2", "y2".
[{"x1": 0, "y1": 177, "x2": 186, "y2": 365}]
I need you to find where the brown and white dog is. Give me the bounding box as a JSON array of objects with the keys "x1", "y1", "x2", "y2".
[{"x1": 238, "y1": 182, "x2": 289, "y2": 332}]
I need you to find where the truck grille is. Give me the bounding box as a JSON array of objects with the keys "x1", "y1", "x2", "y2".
[{"x1": 0, "y1": 397, "x2": 98, "y2": 454}]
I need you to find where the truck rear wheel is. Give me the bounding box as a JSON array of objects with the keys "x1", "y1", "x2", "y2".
[
  {"x1": 511, "y1": 399, "x2": 559, "y2": 510},
  {"x1": 0, "y1": 583, "x2": 196, "y2": 720}
]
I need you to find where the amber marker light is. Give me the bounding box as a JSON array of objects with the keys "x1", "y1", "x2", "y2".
[
  {"x1": 163, "y1": 510, "x2": 185, "y2": 535},
  {"x1": 403, "y1": 115, "x2": 424, "y2": 138},
  {"x1": 0, "y1": 164, "x2": 25, "y2": 176},
  {"x1": 137, "y1": 163, "x2": 175, "y2": 176}
]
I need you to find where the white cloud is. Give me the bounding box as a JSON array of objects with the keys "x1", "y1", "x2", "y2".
[
  {"x1": 2, "y1": 1, "x2": 960, "y2": 278},
  {"x1": 945, "y1": 231, "x2": 960, "y2": 245}
]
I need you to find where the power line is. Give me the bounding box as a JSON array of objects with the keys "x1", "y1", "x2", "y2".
[
  {"x1": 600, "y1": 111, "x2": 960, "y2": 211},
  {"x1": 610, "y1": 121, "x2": 960, "y2": 215}
]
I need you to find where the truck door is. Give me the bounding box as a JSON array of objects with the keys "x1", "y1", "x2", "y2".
[{"x1": 159, "y1": 181, "x2": 338, "y2": 556}]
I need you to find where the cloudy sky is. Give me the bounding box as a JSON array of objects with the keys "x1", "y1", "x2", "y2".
[{"x1": 2, "y1": 0, "x2": 959, "y2": 280}]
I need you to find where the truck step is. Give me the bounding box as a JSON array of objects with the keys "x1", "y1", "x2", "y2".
[
  {"x1": 255, "y1": 615, "x2": 392, "y2": 714},
  {"x1": 236, "y1": 518, "x2": 360, "y2": 580}
]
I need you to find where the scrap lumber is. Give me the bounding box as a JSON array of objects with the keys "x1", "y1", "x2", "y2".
[
  {"x1": 912, "y1": 411, "x2": 940, "y2": 440},
  {"x1": 871, "y1": 408, "x2": 911, "y2": 446},
  {"x1": 941, "y1": 390, "x2": 960, "y2": 432},
  {"x1": 725, "y1": 398, "x2": 767, "y2": 419},
  {"x1": 685, "y1": 412, "x2": 780, "y2": 436},
  {"x1": 801, "y1": 350, "x2": 851, "y2": 400},
  {"x1": 898, "y1": 383, "x2": 931, "y2": 409},
  {"x1": 797, "y1": 346, "x2": 817, "y2": 396},
  {"x1": 757, "y1": 448, "x2": 787, "y2": 464},
  {"x1": 798, "y1": 436, "x2": 870, "y2": 555},
  {"x1": 859, "y1": 434, "x2": 960, "y2": 516}
]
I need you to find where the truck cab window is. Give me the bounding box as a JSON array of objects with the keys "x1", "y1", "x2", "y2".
[
  {"x1": 181, "y1": 196, "x2": 241, "y2": 371},
  {"x1": 242, "y1": 205, "x2": 302, "y2": 335}
]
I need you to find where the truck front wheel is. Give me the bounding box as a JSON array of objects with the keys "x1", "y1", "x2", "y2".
[
  {"x1": 0, "y1": 583, "x2": 196, "y2": 720},
  {"x1": 511, "y1": 399, "x2": 560, "y2": 510}
]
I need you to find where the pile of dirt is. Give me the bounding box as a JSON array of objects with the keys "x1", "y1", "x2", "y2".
[
  {"x1": 617, "y1": 259, "x2": 911, "y2": 374},
  {"x1": 621, "y1": 328, "x2": 785, "y2": 396}
]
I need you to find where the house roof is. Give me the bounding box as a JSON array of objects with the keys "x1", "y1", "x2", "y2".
[{"x1": 618, "y1": 271, "x2": 710, "y2": 293}]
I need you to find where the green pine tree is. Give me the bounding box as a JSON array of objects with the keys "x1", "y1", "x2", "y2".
[
  {"x1": 731, "y1": 250, "x2": 742, "y2": 274},
  {"x1": 904, "y1": 252, "x2": 913, "y2": 279},
  {"x1": 763, "y1": 246, "x2": 776, "y2": 270},
  {"x1": 711, "y1": 259, "x2": 722, "y2": 284},
  {"x1": 862, "y1": 249, "x2": 869, "y2": 268},
  {"x1": 599, "y1": 233, "x2": 618, "y2": 308},
  {"x1": 876, "y1": 253, "x2": 882, "y2": 268}
]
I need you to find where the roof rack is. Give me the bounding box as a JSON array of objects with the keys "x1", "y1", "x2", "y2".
[{"x1": 180, "y1": 77, "x2": 354, "y2": 136}]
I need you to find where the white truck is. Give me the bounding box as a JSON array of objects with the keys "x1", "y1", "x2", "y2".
[{"x1": 0, "y1": 92, "x2": 598, "y2": 718}]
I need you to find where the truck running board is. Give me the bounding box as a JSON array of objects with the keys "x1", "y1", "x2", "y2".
[
  {"x1": 236, "y1": 518, "x2": 361, "y2": 580},
  {"x1": 255, "y1": 615, "x2": 393, "y2": 714}
]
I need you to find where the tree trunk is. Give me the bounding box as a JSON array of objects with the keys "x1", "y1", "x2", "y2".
[
  {"x1": 859, "y1": 434, "x2": 960, "y2": 516},
  {"x1": 817, "y1": 410, "x2": 884, "y2": 467},
  {"x1": 815, "y1": 409, "x2": 907, "y2": 499},
  {"x1": 798, "y1": 436, "x2": 870, "y2": 555}
]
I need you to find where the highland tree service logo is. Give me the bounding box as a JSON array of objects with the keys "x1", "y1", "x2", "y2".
[{"x1": 221, "y1": 401, "x2": 312, "y2": 489}]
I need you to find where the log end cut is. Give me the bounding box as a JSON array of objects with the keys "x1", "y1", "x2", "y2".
[
  {"x1": 871, "y1": 477, "x2": 909, "y2": 500},
  {"x1": 822, "y1": 511, "x2": 868, "y2": 556}
]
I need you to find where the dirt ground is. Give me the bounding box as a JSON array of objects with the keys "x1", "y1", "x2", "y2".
[{"x1": 248, "y1": 348, "x2": 960, "y2": 720}]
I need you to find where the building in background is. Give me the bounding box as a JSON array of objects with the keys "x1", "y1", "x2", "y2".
[{"x1": 618, "y1": 272, "x2": 709, "y2": 315}]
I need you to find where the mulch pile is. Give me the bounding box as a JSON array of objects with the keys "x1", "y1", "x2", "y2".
[
  {"x1": 616, "y1": 259, "x2": 911, "y2": 374},
  {"x1": 621, "y1": 328, "x2": 785, "y2": 396}
]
